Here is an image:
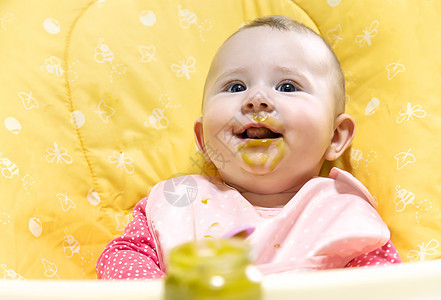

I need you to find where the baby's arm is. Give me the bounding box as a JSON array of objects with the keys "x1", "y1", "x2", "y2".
[
  {"x1": 96, "y1": 198, "x2": 165, "y2": 280},
  {"x1": 345, "y1": 240, "x2": 402, "y2": 268}
]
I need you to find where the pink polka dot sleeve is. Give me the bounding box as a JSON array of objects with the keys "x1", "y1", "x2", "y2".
[
  {"x1": 96, "y1": 198, "x2": 165, "y2": 280},
  {"x1": 345, "y1": 240, "x2": 402, "y2": 268}
]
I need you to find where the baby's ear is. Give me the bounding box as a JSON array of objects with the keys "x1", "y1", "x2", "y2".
[
  {"x1": 194, "y1": 117, "x2": 210, "y2": 161},
  {"x1": 324, "y1": 113, "x2": 355, "y2": 161}
]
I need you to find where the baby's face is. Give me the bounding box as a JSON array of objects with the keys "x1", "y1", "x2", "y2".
[{"x1": 197, "y1": 27, "x2": 341, "y2": 195}]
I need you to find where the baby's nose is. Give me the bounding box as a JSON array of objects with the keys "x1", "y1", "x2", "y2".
[{"x1": 242, "y1": 92, "x2": 274, "y2": 113}]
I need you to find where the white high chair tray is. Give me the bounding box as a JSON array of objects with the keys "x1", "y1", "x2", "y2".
[{"x1": 0, "y1": 260, "x2": 440, "y2": 299}]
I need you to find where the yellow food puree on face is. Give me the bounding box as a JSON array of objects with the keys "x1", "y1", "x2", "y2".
[{"x1": 237, "y1": 138, "x2": 286, "y2": 171}]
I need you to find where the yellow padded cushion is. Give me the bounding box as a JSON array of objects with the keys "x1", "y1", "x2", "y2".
[
  {"x1": 0, "y1": 0, "x2": 440, "y2": 280},
  {"x1": 0, "y1": 0, "x2": 317, "y2": 279},
  {"x1": 307, "y1": 0, "x2": 441, "y2": 263}
]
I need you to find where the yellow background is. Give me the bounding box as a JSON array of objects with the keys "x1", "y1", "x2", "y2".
[{"x1": 0, "y1": 0, "x2": 440, "y2": 279}]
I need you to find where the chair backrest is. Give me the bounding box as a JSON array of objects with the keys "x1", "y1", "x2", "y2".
[{"x1": 0, "y1": 0, "x2": 440, "y2": 279}]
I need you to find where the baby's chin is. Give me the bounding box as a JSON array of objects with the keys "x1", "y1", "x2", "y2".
[
  {"x1": 236, "y1": 137, "x2": 287, "y2": 174},
  {"x1": 222, "y1": 172, "x2": 297, "y2": 195},
  {"x1": 238, "y1": 163, "x2": 272, "y2": 176},
  {"x1": 224, "y1": 176, "x2": 300, "y2": 207}
]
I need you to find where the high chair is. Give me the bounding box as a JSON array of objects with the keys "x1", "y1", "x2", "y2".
[{"x1": 0, "y1": 0, "x2": 440, "y2": 298}]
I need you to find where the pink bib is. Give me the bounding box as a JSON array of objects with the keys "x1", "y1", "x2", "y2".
[{"x1": 145, "y1": 168, "x2": 390, "y2": 274}]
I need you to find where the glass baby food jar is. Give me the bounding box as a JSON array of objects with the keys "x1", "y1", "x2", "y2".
[{"x1": 164, "y1": 238, "x2": 262, "y2": 300}]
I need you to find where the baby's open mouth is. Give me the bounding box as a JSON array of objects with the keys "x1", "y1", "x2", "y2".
[{"x1": 236, "y1": 126, "x2": 282, "y2": 139}]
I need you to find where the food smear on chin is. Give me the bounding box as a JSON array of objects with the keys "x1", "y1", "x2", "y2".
[{"x1": 237, "y1": 138, "x2": 286, "y2": 171}]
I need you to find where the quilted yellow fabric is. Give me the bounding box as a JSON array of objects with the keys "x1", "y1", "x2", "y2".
[{"x1": 0, "y1": 0, "x2": 439, "y2": 279}]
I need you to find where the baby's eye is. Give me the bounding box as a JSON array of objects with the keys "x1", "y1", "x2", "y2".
[
  {"x1": 276, "y1": 82, "x2": 299, "y2": 93},
  {"x1": 227, "y1": 83, "x2": 247, "y2": 93}
]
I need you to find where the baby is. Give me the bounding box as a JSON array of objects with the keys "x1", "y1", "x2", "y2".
[{"x1": 97, "y1": 15, "x2": 401, "y2": 280}]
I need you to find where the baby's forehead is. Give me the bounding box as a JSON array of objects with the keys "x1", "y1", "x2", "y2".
[
  {"x1": 219, "y1": 27, "x2": 334, "y2": 65},
  {"x1": 210, "y1": 29, "x2": 335, "y2": 85},
  {"x1": 230, "y1": 26, "x2": 326, "y2": 48}
]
